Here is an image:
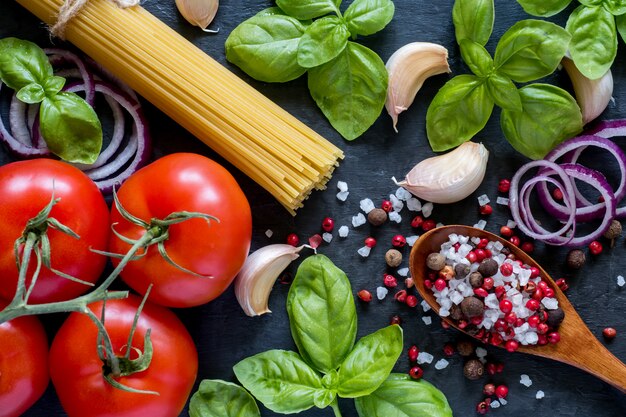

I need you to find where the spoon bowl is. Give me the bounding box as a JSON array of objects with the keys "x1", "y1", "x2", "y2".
[{"x1": 409, "y1": 225, "x2": 626, "y2": 392}]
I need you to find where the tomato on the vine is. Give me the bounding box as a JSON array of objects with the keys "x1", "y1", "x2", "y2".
[
  {"x1": 108, "y1": 153, "x2": 252, "y2": 307},
  {"x1": 0, "y1": 159, "x2": 110, "y2": 304},
  {"x1": 0, "y1": 300, "x2": 49, "y2": 417},
  {"x1": 50, "y1": 295, "x2": 198, "y2": 417}
]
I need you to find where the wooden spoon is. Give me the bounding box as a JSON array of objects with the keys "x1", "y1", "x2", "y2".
[{"x1": 409, "y1": 224, "x2": 626, "y2": 392}]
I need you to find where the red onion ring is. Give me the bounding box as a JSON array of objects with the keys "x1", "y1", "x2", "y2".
[{"x1": 45, "y1": 48, "x2": 96, "y2": 106}]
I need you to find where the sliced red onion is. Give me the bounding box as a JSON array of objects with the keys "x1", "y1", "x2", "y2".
[
  {"x1": 9, "y1": 95, "x2": 34, "y2": 146},
  {"x1": 538, "y1": 135, "x2": 626, "y2": 221},
  {"x1": 587, "y1": 119, "x2": 626, "y2": 139}
]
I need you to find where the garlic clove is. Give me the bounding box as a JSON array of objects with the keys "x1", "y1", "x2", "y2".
[
  {"x1": 394, "y1": 141, "x2": 489, "y2": 204},
  {"x1": 385, "y1": 42, "x2": 451, "y2": 132},
  {"x1": 175, "y1": 0, "x2": 219, "y2": 32},
  {"x1": 562, "y1": 55, "x2": 613, "y2": 125},
  {"x1": 234, "y1": 244, "x2": 306, "y2": 317}
]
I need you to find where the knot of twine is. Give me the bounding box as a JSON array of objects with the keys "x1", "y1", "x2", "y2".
[{"x1": 51, "y1": 0, "x2": 140, "y2": 39}]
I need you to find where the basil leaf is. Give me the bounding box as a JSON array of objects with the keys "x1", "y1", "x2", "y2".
[
  {"x1": 336, "y1": 325, "x2": 403, "y2": 398},
  {"x1": 43, "y1": 75, "x2": 66, "y2": 96},
  {"x1": 566, "y1": 5, "x2": 617, "y2": 80},
  {"x1": 276, "y1": 0, "x2": 340, "y2": 20},
  {"x1": 298, "y1": 16, "x2": 350, "y2": 68},
  {"x1": 233, "y1": 350, "x2": 325, "y2": 414},
  {"x1": 0, "y1": 38, "x2": 52, "y2": 91},
  {"x1": 16, "y1": 83, "x2": 45, "y2": 104},
  {"x1": 616, "y1": 12, "x2": 626, "y2": 43},
  {"x1": 225, "y1": 13, "x2": 307, "y2": 83},
  {"x1": 344, "y1": 0, "x2": 395, "y2": 36},
  {"x1": 426, "y1": 75, "x2": 494, "y2": 151},
  {"x1": 308, "y1": 42, "x2": 387, "y2": 140},
  {"x1": 579, "y1": 0, "x2": 603, "y2": 5},
  {"x1": 501, "y1": 84, "x2": 583, "y2": 160},
  {"x1": 39, "y1": 92, "x2": 102, "y2": 164},
  {"x1": 313, "y1": 388, "x2": 336, "y2": 409},
  {"x1": 516, "y1": 0, "x2": 572, "y2": 17},
  {"x1": 287, "y1": 254, "x2": 357, "y2": 374},
  {"x1": 459, "y1": 39, "x2": 493, "y2": 77},
  {"x1": 486, "y1": 72, "x2": 522, "y2": 112},
  {"x1": 494, "y1": 19, "x2": 570, "y2": 83},
  {"x1": 189, "y1": 380, "x2": 261, "y2": 417},
  {"x1": 452, "y1": 0, "x2": 494, "y2": 45},
  {"x1": 604, "y1": 0, "x2": 626, "y2": 15},
  {"x1": 355, "y1": 374, "x2": 453, "y2": 417}
]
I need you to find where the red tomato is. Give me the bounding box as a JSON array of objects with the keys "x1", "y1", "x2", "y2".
[
  {"x1": 108, "y1": 153, "x2": 252, "y2": 307},
  {"x1": 50, "y1": 295, "x2": 198, "y2": 417},
  {"x1": 0, "y1": 160, "x2": 110, "y2": 303},
  {"x1": 0, "y1": 301, "x2": 49, "y2": 417}
]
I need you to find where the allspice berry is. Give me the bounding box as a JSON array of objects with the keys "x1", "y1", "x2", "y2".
[
  {"x1": 449, "y1": 304, "x2": 463, "y2": 321},
  {"x1": 454, "y1": 263, "x2": 471, "y2": 279},
  {"x1": 367, "y1": 208, "x2": 388, "y2": 226},
  {"x1": 477, "y1": 258, "x2": 498, "y2": 277},
  {"x1": 566, "y1": 249, "x2": 586, "y2": 270},
  {"x1": 456, "y1": 340, "x2": 475, "y2": 357},
  {"x1": 426, "y1": 253, "x2": 446, "y2": 271},
  {"x1": 460, "y1": 296, "x2": 484, "y2": 318},
  {"x1": 385, "y1": 249, "x2": 403, "y2": 268},
  {"x1": 603, "y1": 220, "x2": 622, "y2": 248},
  {"x1": 469, "y1": 272, "x2": 484, "y2": 288},
  {"x1": 546, "y1": 308, "x2": 565, "y2": 328},
  {"x1": 463, "y1": 358, "x2": 484, "y2": 380}
]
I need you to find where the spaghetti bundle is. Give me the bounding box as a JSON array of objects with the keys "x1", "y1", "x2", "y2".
[{"x1": 17, "y1": 0, "x2": 343, "y2": 214}]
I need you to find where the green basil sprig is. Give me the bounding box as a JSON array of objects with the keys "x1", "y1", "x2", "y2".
[
  {"x1": 225, "y1": 0, "x2": 395, "y2": 140},
  {"x1": 517, "y1": 0, "x2": 626, "y2": 80},
  {"x1": 0, "y1": 38, "x2": 102, "y2": 164},
  {"x1": 427, "y1": 0, "x2": 582, "y2": 159},
  {"x1": 189, "y1": 380, "x2": 261, "y2": 417},
  {"x1": 191, "y1": 254, "x2": 451, "y2": 417}
]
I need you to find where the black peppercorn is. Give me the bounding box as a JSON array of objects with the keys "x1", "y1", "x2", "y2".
[
  {"x1": 469, "y1": 272, "x2": 484, "y2": 288},
  {"x1": 463, "y1": 358, "x2": 484, "y2": 380},
  {"x1": 546, "y1": 308, "x2": 565, "y2": 328},
  {"x1": 566, "y1": 249, "x2": 586, "y2": 270},
  {"x1": 454, "y1": 263, "x2": 471, "y2": 279},
  {"x1": 426, "y1": 253, "x2": 446, "y2": 271},
  {"x1": 367, "y1": 208, "x2": 388, "y2": 226},
  {"x1": 456, "y1": 340, "x2": 475, "y2": 357},
  {"x1": 385, "y1": 249, "x2": 403, "y2": 267},
  {"x1": 460, "y1": 296, "x2": 484, "y2": 318},
  {"x1": 477, "y1": 258, "x2": 498, "y2": 277}
]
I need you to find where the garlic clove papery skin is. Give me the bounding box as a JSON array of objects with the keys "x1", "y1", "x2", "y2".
[
  {"x1": 395, "y1": 142, "x2": 489, "y2": 204},
  {"x1": 234, "y1": 244, "x2": 305, "y2": 317},
  {"x1": 385, "y1": 42, "x2": 450, "y2": 132},
  {"x1": 175, "y1": 0, "x2": 219, "y2": 31},
  {"x1": 562, "y1": 56, "x2": 613, "y2": 125}
]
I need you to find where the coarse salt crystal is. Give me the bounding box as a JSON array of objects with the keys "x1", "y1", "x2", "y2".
[
  {"x1": 359, "y1": 198, "x2": 375, "y2": 213},
  {"x1": 436, "y1": 222, "x2": 445, "y2": 228},
  {"x1": 357, "y1": 246, "x2": 371, "y2": 257},
  {"x1": 439, "y1": 308, "x2": 450, "y2": 317},
  {"x1": 485, "y1": 293, "x2": 499, "y2": 309},
  {"x1": 417, "y1": 352, "x2": 434, "y2": 364},
  {"x1": 337, "y1": 181, "x2": 348, "y2": 192},
  {"x1": 476, "y1": 347, "x2": 488, "y2": 359},
  {"x1": 395, "y1": 187, "x2": 413, "y2": 201},
  {"x1": 477, "y1": 194, "x2": 490, "y2": 206},
  {"x1": 352, "y1": 213, "x2": 367, "y2": 227},
  {"x1": 338, "y1": 226, "x2": 349, "y2": 238},
  {"x1": 422, "y1": 316, "x2": 433, "y2": 325},
  {"x1": 422, "y1": 202, "x2": 434, "y2": 218},
  {"x1": 336, "y1": 191, "x2": 349, "y2": 201},
  {"x1": 390, "y1": 194, "x2": 404, "y2": 212},
  {"x1": 376, "y1": 286, "x2": 388, "y2": 300},
  {"x1": 265, "y1": 229, "x2": 274, "y2": 238},
  {"x1": 397, "y1": 267, "x2": 409, "y2": 277},
  {"x1": 536, "y1": 390, "x2": 545, "y2": 399},
  {"x1": 473, "y1": 219, "x2": 487, "y2": 230},
  {"x1": 406, "y1": 235, "x2": 419, "y2": 246},
  {"x1": 496, "y1": 196, "x2": 510, "y2": 206},
  {"x1": 506, "y1": 219, "x2": 517, "y2": 229},
  {"x1": 407, "y1": 197, "x2": 422, "y2": 212},
  {"x1": 389, "y1": 211, "x2": 402, "y2": 223},
  {"x1": 450, "y1": 291, "x2": 464, "y2": 305},
  {"x1": 520, "y1": 374, "x2": 533, "y2": 387},
  {"x1": 541, "y1": 297, "x2": 559, "y2": 310},
  {"x1": 524, "y1": 332, "x2": 539, "y2": 345},
  {"x1": 618, "y1": 275, "x2": 625, "y2": 287},
  {"x1": 322, "y1": 233, "x2": 333, "y2": 243},
  {"x1": 499, "y1": 398, "x2": 507, "y2": 406},
  {"x1": 490, "y1": 400, "x2": 501, "y2": 409},
  {"x1": 421, "y1": 300, "x2": 432, "y2": 312},
  {"x1": 434, "y1": 359, "x2": 449, "y2": 370}
]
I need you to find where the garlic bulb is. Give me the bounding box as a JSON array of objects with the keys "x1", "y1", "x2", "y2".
[
  {"x1": 235, "y1": 244, "x2": 306, "y2": 317},
  {"x1": 562, "y1": 56, "x2": 613, "y2": 124},
  {"x1": 385, "y1": 42, "x2": 450, "y2": 132},
  {"x1": 394, "y1": 142, "x2": 489, "y2": 204},
  {"x1": 175, "y1": 0, "x2": 219, "y2": 32}
]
